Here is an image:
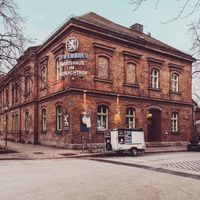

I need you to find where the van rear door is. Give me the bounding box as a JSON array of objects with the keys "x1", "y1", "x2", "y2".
[{"x1": 110, "y1": 130, "x2": 118, "y2": 150}]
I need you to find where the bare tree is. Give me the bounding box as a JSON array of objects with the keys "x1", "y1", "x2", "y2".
[
  {"x1": 0, "y1": 0, "x2": 31, "y2": 71},
  {"x1": 129, "y1": 0, "x2": 200, "y2": 104},
  {"x1": 129, "y1": 0, "x2": 200, "y2": 21}
]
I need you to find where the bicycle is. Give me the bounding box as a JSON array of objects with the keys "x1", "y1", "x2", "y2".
[{"x1": 75, "y1": 136, "x2": 102, "y2": 154}]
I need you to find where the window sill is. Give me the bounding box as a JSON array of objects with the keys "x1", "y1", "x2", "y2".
[
  {"x1": 94, "y1": 78, "x2": 113, "y2": 84},
  {"x1": 170, "y1": 90, "x2": 181, "y2": 95},
  {"x1": 148, "y1": 87, "x2": 162, "y2": 92},
  {"x1": 54, "y1": 130, "x2": 62, "y2": 134},
  {"x1": 123, "y1": 83, "x2": 139, "y2": 88},
  {"x1": 41, "y1": 130, "x2": 47, "y2": 134},
  {"x1": 10, "y1": 131, "x2": 20, "y2": 134},
  {"x1": 171, "y1": 131, "x2": 179, "y2": 135},
  {"x1": 97, "y1": 129, "x2": 108, "y2": 133}
]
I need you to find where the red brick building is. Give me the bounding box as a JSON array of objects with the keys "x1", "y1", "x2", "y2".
[{"x1": 0, "y1": 12, "x2": 196, "y2": 148}]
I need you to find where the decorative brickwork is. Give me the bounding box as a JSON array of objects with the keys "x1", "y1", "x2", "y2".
[{"x1": 0, "y1": 12, "x2": 195, "y2": 148}]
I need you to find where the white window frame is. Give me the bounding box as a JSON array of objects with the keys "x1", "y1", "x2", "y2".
[
  {"x1": 151, "y1": 69, "x2": 159, "y2": 89},
  {"x1": 97, "y1": 105, "x2": 108, "y2": 131},
  {"x1": 126, "y1": 108, "x2": 135, "y2": 128},
  {"x1": 172, "y1": 73, "x2": 179, "y2": 92},
  {"x1": 171, "y1": 112, "x2": 178, "y2": 132},
  {"x1": 57, "y1": 60, "x2": 63, "y2": 80},
  {"x1": 42, "y1": 109, "x2": 46, "y2": 131},
  {"x1": 25, "y1": 111, "x2": 29, "y2": 131},
  {"x1": 56, "y1": 106, "x2": 62, "y2": 131},
  {"x1": 41, "y1": 67, "x2": 46, "y2": 88}
]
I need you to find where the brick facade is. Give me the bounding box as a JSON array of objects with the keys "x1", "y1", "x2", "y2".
[{"x1": 0, "y1": 12, "x2": 195, "y2": 148}]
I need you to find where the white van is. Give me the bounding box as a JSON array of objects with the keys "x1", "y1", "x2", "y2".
[{"x1": 105, "y1": 128, "x2": 146, "y2": 156}]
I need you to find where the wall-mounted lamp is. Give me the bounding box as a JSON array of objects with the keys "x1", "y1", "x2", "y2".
[
  {"x1": 117, "y1": 108, "x2": 121, "y2": 114},
  {"x1": 147, "y1": 111, "x2": 153, "y2": 118}
]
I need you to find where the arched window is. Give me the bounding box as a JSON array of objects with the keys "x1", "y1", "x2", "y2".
[
  {"x1": 171, "y1": 73, "x2": 179, "y2": 92},
  {"x1": 97, "y1": 105, "x2": 108, "y2": 131},
  {"x1": 15, "y1": 82, "x2": 18, "y2": 104},
  {"x1": 12, "y1": 85, "x2": 15, "y2": 106},
  {"x1": 97, "y1": 56, "x2": 109, "y2": 79},
  {"x1": 151, "y1": 69, "x2": 159, "y2": 89},
  {"x1": 57, "y1": 59, "x2": 63, "y2": 80},
  {"x1": 25, "y1": 76, "x2": 29, "y2": 94},
  {"x1": 12, "y1": 114, "x2": 18, "y2": 131},
  {"x1": 6, "y1": 88, "x2": 9, "y2": 105},
  {"x1": 171, "y1": 112, "x2": 178, "y2": 132},
  {"x1": 56, "y1": 105, "x2": 62, "y2": 131},
  {"x1": 41, "y1": 67, "x2": 46, "y2": 88},
  {"x1": 42, "y1": 109, "x2": 47, "y2": 131},
  {"x1": 126, "y1": 108, "x2": 135, "y2": 128},
  {"x1": 126, "y1": 63, "x2": 136, "y2": 84},
  {"x1": 25, "y1": 111, "x2": 29, "y2": 132}
]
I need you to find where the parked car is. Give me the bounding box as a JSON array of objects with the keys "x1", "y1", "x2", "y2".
[{"x1": 187, "y1": 135, "x2": 200, "y2": 151}]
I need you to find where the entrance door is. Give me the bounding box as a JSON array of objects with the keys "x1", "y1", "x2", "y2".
[{"x1": 147, "y1": 109, "x2": 162, "y2": 141}]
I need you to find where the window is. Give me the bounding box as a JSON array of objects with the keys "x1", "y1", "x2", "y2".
[
  {"x1": 56, "y1": 106, "x2": 62, "y2": 131},
  {"x1": 0, "y1": 97, "x2": 2, "y2": 110},
  {"x1": 15, "y1": 83, "x2": 18, "y2": 104},
  {"x1": 12, "y1": 85, "x2": 15, "y2": 106},
  {"x1": 126, "y1": 108, "x2": 135, "y2": 128},
  {"x1": 172, "y1": 73, "x2": 179, "y2": 92},
  {"x1": 5, "y1": 115, "x2": 9, "y2": 131},
  {"x1": 171, "y1": 112, "x2": 178, "y2": 132},
  {"x1": 25, "y1": 76, "x2": 29, "y2": 94},
  {"x1": 42, "y1": 109, "x2": 46, "y2": 131},
  {"x1": 12, "y1": 115, "x2": 15, "y2": 131},
  {"x1": 151, "y1": 69, "x2": 159, "y2": 89},
  {"x1": 25, "y1": 111, "x2": 29, "y2": 131},
  {"x1": 16, "y1": 114, "x2": 18, "y2": 131},
  {"x1": 11, "y1": 83, "x2": 18, "y2": 105},
  {"x1": 97, "y1": 56, "x2": 109, "y2": 79},
  {"x1": 97, "y1": 105, "x2": 108, "y2": 131},
  {"x1": 12, "y1": 114, "x2": 18, "y2": 131},
  {"x1": 6, "y1": 89, "x2": 9, "y2": 105},
  {"x1": 41, "y1": 68, "x2": 46, "y2": 88},
  {"x1": 126, "y1": 63, "x2": 136, "y2": 84},
  {"x1": 57, "y1": 60, "x2": 63, "y2": 80}
]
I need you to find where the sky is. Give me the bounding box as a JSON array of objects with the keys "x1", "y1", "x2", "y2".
[{"x1": 14, "y1": 0, "x2": 200, "y2": 55}]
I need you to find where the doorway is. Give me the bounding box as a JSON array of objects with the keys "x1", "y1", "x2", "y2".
[{"x1": 147, "y1": 109, "x2": 162, "y2": 141}]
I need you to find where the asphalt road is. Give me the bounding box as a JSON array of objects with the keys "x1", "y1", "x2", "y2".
[{"x1": 0, "y1": 152, "x2": 199, "y2": 200}]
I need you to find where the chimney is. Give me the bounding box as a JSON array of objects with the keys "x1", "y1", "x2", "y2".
[{"x1": 130, "y1": 23, "x2": 143, "y2": 33}]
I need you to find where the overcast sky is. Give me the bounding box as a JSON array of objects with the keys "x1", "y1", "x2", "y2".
[{"x1": 15, "y1": 0, "x2": 199, "y2": 55}]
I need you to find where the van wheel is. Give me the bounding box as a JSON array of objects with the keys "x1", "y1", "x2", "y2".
[
  {"x1": 106, "y1": 142, "x2": 112, "y2": 151},
  {"x1": 130, "y1": 148, "x2": 138, "y2": 156}
]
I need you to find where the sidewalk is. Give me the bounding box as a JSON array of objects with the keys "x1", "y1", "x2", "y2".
[{"x1": 0, "y1": 140, "x2": 187, "y2": 160}]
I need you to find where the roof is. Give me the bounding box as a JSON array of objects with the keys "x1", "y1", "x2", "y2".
[{"x1": 73, "y1": 12, "x2": 194, "y2": 61}]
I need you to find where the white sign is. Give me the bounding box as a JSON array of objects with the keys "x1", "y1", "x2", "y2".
[
  {"x1": 194, "y1": 120, "x2": 200, "y2": 125},
  {"x1": 60, "y1": 70, "x2": 87, "y2": 77},
  {"x1": 86, "y1": 116, "x2": 91, "y2": 128},
  {"x1": 59, "y1": 60, "x2": 84, "y2": 67}
]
